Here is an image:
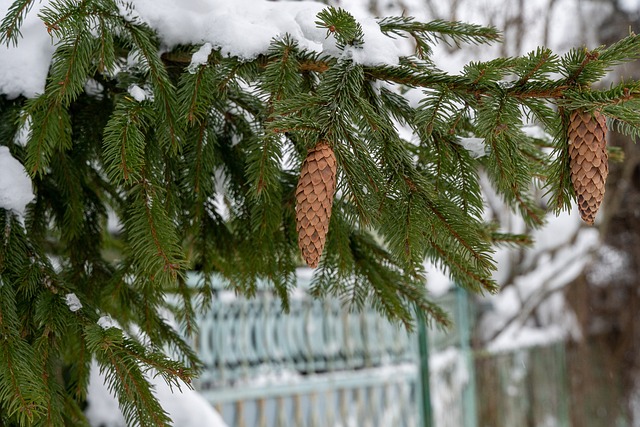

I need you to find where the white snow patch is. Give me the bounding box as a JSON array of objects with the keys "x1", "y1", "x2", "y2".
[
  {"x1": 478, "y1": 214, "x2": 596, "y2": 349},
  {"x1": 13, "y1": 116, "x2": 30, "y2": 147},
  {"x1": 0, "y1": 0, "x2": 410, "y2": 99},
  {"x1": 106, "y1": 209, "x2": 123, "y2": 234},
  {"x1": 188, "y1": 42, "x2": 213, "y2": 73},
  {"x1": 487, "y1": 323, "x2": 567, "y2": 353},
  {"x1": 529, "y1": 209, "x2": 582, "y2": 255},
  {"x1": 456, "y1": 137, "x2": 487, "y2": 158},
  {"x1": 84, "y1": 79, "x2": 104, "y2": 97},
  {"x1": 0, "y1": 0, "x2": 57, "y2": 98},
  {"x1": 124, "y1": 0, "x2": 404, "y2": 65},
  {"x1": 521, "y1": 124, "x2": 552, "y2": 141},
  {"x1": 0, "y1": 146, "x2": 34, "y2": 217},
  {"x1": 97, "y1": 315, "x2": 119, "y2": 330},
  {"x1": 127, "y1": 84, "x2": 150, "y2": 102},
  {"x1": 424, "y1": 261, "x2": 453, "y2": 297},
  {"x1": 65, "y1": 293, "x2": 83, "y2": 312},
  {"x1": 236, "y1": 368, "x2": 303, "y2": 388},
  {"x1": 587, "y1": 244, "x2": 633, "y2": 287}
]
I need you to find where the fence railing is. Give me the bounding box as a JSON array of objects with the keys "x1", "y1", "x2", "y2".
[
  {"x1": 189, "y1": 272, "x2": 585, "y2": 427},
  {"x1": 189, "y1": 271, "x2": 473, "y2": 427}
]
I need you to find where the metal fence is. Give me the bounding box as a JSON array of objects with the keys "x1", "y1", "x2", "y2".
[
  {"x1": 188, "y1": 272, "x2": 584, "y2": 427},
  {"x1": 189, "y1": 272, "x2": 473, "y2": 427}
]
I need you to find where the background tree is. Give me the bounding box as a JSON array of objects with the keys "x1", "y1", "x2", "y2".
[{"x1": 1, "y1": 0, "x2": 640, "y2": 425}]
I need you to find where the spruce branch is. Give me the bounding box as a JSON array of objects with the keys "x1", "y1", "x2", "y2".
[
  {"x1": 122, "y1": 19, "x2": 181, "y2": 152},
  {"x1": 103, "y1": 98, "x2": 150, "y2": 184},
  {"x1": 4, "y1": 3, "x2": 640, "y2": 424},
  {"x1": 0, "y1": 0, "x2": 34, "y2": 45},
  {"x1": 24, "y1": 98, "x2": 72, "y2": 176},
  {"x1": 316, "y1": 7, "x2": 364, "y2": 49},
  {"x1": 378, "y1": 17, "x2": 501, "y2": 48},
  {"x1": 87, "y1": 325, "x2": 174, "y2": 427}
]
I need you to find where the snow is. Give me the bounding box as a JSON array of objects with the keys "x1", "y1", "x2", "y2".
[
  {"x1": 13, "y1": 116, "x2": 30, "y2": 147},
  {"x1": 97, "y1": 315, "x2": 119, "y2": 330},
  {"x1": 188, "y1": 42, "x2": 213, "y2": 73},
  {"x1": 587, "y1": 244, "x2": 633, "y2": 287},
  {"x1": 84, "y1": 79, "x2": 104, "y2": 98},
  {"x1": 424, "y1": 261, "x2": 453, "y2": 297},
  {"x1": 65, "y1": 293, "x2": 83, "y2": 312},
  {"x1": 85, "y1": 363, "x2": 229, "y2": 427},
  {"x1": 521, "y1": 125, "x2": 553, "y2": 141},
  {"x1": 0, "y1": 146, "x2": 34, "y2": 217},
  {"x1": 0, "y1": 0, "x2": 411, "y2": 99},
  {"x1": 236, "y1": 368, "x2": 303, "y2": 388},
  {"x1": 455, "y1": 137, "x2": 487, "y2": 159},
  {"x1": 487, "y1": 323, "x2": 568, "y2": 353},
  {"x1": 127, "y1": 84, "x2": 150, "y2": 102},
  {"x1": 0, "y1": 0, "x2": 56, "y2": 98},
  {"x1": 123, "y1": 0, "x2": 405, "y2": 65}
]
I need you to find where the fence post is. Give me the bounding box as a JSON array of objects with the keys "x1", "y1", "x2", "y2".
[
  {"x1": 456, "y1": 287, "x2": 478, "y2": 427},
  {"x1": 416, "y1": 308, "x2": 434, "y2": 427}
]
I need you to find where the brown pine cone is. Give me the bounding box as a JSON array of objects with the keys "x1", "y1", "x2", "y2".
[
  {"x1": 295, "y1": 141, "x2": 337, "y2": 268},
  {"x1": 568, "y1": 109, "x2": 608, "y2": 225}
]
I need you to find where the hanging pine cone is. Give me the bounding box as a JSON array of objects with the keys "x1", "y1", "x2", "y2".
[
  {"x1": 295, "y1": 141, "x2": 337, "y2": 268},
  {"x1": 568, "y1": 109, "x2": 608, "y2": 225}
]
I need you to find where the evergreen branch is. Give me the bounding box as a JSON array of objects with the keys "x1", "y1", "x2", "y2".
[
  {"x1": 595, "y1": 31, "x2": 640, "y2": 71},
  {"x1": 378, "y1": 17, "x2": 501, "y2": 47},
  {"x1": 316, "y1": 7, "x2": 364, "y2": 49},
  {"x1": 95, "y1": 14, "x2": 116, "y2": 74},
  {"x1": 0, "y1": 280, "x2": 45, "y2": 424},
  {"x1": 38, "y1": 0, "x2": 84, "y2": 34},
  {"x1": 122, "y1": 173, "x2": 185, "y2": 294},
  {"x1": 123, "y1": 20, "x2": 181, "y2": 151},
  {"x1": 88, "y1": 326, "x2": 173, "y2": 427},
  {"x1": 561, "y1": 82, "x2": 640, "y2": 109},
  {"x1": 0, "y1": 343, "x2": 42, "y2": 424},
  {"x1": 24, "y1": 98, "x2": 72, "y2": 176},
  {"x1": 103, "y1": 98, "x2": 150, "y2": 184},
  {"x1": 513, "y1": 47, "x2": 558, "y2": 85},
  {"x1": 490, "y1": 231, "x2": 533, "y2": 247},
  {"x1": 476, "y1": 95, "x2": 544, "y2": 226},
  {"x1": 425, "y1": 197, "x2": 495, "y2": 273},
  {"x1": 37, "y1": 336, "x2": 66, "y2": 427},
  {"x1": 141, "y1": 180, "x2": 180, "y2": 276},
  {"x1": 427, "y1": 239, "x2": 492, "y2": 292},
  {"x1": 562, "y1": 48, "x2": 603, "y2": 85},
  {"x1": 177, "y1": 56, "x2": 219, "y2": 125},
  {"x1": 0, "y1": 0, "x2": 34, "y2": 45}
]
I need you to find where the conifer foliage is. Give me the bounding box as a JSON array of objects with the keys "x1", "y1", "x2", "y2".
[{"x1": 1, "y1": 1, "x2": 640, "y2": 425}]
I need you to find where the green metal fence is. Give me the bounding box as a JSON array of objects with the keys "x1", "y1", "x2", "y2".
[
  {"x1": 189, "y1": 272, "x2": 474, "y2": 427},
  {"x1": 189, "y1": 273, "x2": 583, "y2": 427}
]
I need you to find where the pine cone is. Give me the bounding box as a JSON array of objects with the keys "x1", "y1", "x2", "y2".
[
  {"x1": 568, "y1": 109, "x2": 608, "y2": 225},
  {"x1": 295, "y1": 141, "x2": 337, "y2": 268}
]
